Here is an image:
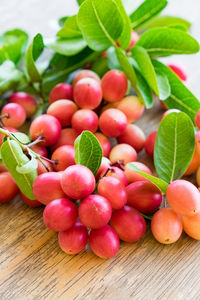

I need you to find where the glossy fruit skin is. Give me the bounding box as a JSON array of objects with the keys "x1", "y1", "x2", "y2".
[
  {"x1": 1, "y1": 103, "x2": 26, "y2": 128},
  {"x1": 166, "y1": 180, "x2": 200, "y2": 216},
  {"x1": 126, "y1": 30, "x2": 139, "y2": 51},
  {"x1": 117, "y1": 96, "x2": 144, "y2": 123},
  {"x1": 20, "y1": 192, "x2": 42, "y2": 208},
  {"x1": 183, "y1": 214, "x2": 200, "y2": 240},
  {"x1": 162, "y1": 109, "x2": 180, "y2": 120},
  {"x1": 51, "y1": 145, "x2": 75, "y2": 172},
  {"x1": 47, "y1": 99, "x2": 78, "y2": 127},
  {"x1": 97, "y1": 176, "x2": 127, "y2": 210},
  {"x1": 117, "y1": 124, "x2": 145, "y2": 152},
  {"x1": 101, "y1": 166, "x2": 128, "y2": 186},
  {"x1": 195, "y1": 110, "x2": 200, "y2": 130},
  {"x1": 96, "y1": 157, "x2": 111, "y2": 180},
  {"x1": 89, "y1": 225, "x2": 119, "y2": 258},
  {"x1": 0, "y1": 126, "x2": 18, "y2": 146},
  {"x1": 30, "y1": 144, "x2": 48, "y2": 157},
  {"x1": 8, "y1": 92, "x2": 37, "y2": 117},
  {"x1": 51, "y1": 128, "x2": 79, "y2": 151},
  {"x1": 43, "y1": 198, "x2": 77, "y2": 232},
  {"x1": 79, "y1": 194, "x2": 112, "y2": 229},
  {"x1": 185, "y1": 131, "x2": 200, "y2": 175},
  {"x1": 37, "y1": 160, "x2": 54, "y2": 175},
  {"x1": 59, "y1": 221, "x2": 88, "y2": 255},
  {"x1": 49, "y1": 83, "x2": 73, "y2": 104},
  {"x1": 101, "y1": 70, "x2": 128, "y2": 103},
  {"x1": 99, "y1": 108, "x2": 127, "y2": 137},
  {"x1": 109, "y1": 143, "x2": 137, "y2": 165},
  {"x1": 30, "y1": 114, "x2": 61, "y2": 147},
  {"x1": 151, "y1": 208, "x2": 183, "y2": 244},
  {"x1": 0, "y1": 172, "x2": 18, "y2": 203},
  {"x1": 126, "y1": 181, "x2": 162, "y2": 214},
  {"x1": 167, "y1": 64, "x2": 187, "y2": 81},
  {"x1": 74, "y1": 78, "x2": 102, "y2": 109},
  {"x1": 33, "y1": 172, "x2": 66, "y2": 205},
  {"x1": 73, "y1": 69, "x2": 100, "y2": 85},
  {"x1": 110, "y1": 206, "x2": 146, "y2": 242},
  {"x1": 94, "y1": 132, "x2": 111, "y2": 157},
  {"x1": 144, "y1": 131, "x2": 157, "y2": 159},
  {"x1": 61, "y1": 165, "x2": 96, "y2": 200},
  {"x1": 72, "y1": 109, "x2": 98, "y2": 134},
  {"x1": 124, "y1": 162, "x2": 152, "y2": 184}
]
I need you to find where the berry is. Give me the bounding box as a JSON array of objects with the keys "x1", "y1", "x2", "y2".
[
  {"x1": 61, "y1": 165, "x2": 95, "y2": 200},
  {"x1": 30, "y1": 114, "x2": 61, "y2": 146},
  {"x1": 37, "y1": 160, "x2": 54, "y2": 175},
  {"x1": 49, "y1": 83, "x2": 73, "y2": 104},
  {"x1": 72, "y1": 109, "x2": 98, "y2": 134},
  {"x1": 20, "y1": 192, "x2": 42, "y2": 208},
  {"x1": 167, "y1": 64, "x2": 187, "y2": 81},
  {"x1": 110, "y1": 206, "x2": 146, "y2": 242},
  {"x1": 101, "y1": 166, "x2": 128, "y2": 186},
  {"x1": 8, "y1": 92, "x2": 37, "y2": 117},
  {"x1": 1, "y1": 103, "x2": 26, "y2": 128},
  {"x1": 109, "y1": 143, "x2": 137, "y2": 165},
  {"x1": 96, "y1": 157, "x2": 111, "y2": 180},
  {"x1": 144, "y1": 131, "x2": 157, "y2": 158},
  {"x1": 124, "y1": 162, "x2": 152, "y2": 184},
  {"x1": 101, "y1": 70, "x2": 128, "y2": 102},
  {"x1": 47, "y1": 99, "x2": 78, "y2": 127},
  {"x1": 51, "y1": 145, "x2": 75, "y2": 172},
  {"x1": 94, "y1": 132, "x2": 111, "y2": 157},
  {"x1": 51, "y1": 128, "x2": 79, "y2": 151},
  {"x1": 151, "y1": 208, "x2": 183, "y2": 244},
  {"x1": 126, "y1": 30, "x2": 139, "y2": 51},
  {"x1": 30, "y1": 144, "x2": 48, "y2": 157},
  {"x1": 99, "y1": 108, "x2": 127, "y2": 137},
  {"x1": 89, "y1": 225, "x2": 119, "y2": 258},
  {"x1": 74, "y1": 78, "x2": 102, "y2": 109},
  {"x1": 43, "y1": 198, "x2": 77, "y2": 232},
  {"x1": 58, "y1": 221, "x2": 88, "y2": 255},
  {"x1": 117, "y1": 96, "x2": 144, "y2": 123},
  {"x1": 183, "y1": 214, "x2": 200, "y2": 240},
  {"x1": 126, "y1": 181, "x2": 162, "y2": 214},
  {"x1": 185, "y1": 131, "x2": 200, "y2": 175},
  {"x1": 0, "y1": 172, "x2": 18, "y2": 203},
  {"x1": 73, "y1": 69, "x2": 100, "y2": 85},
  {"x1": 117, "y1": 124, "x2": 145, "y2": 152}
]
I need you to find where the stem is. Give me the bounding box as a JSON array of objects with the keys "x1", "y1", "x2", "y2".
[{"x1": 27, "y1": 136, "x2": 44, "y2": 147}]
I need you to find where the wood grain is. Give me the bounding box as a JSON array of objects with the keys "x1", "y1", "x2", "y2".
[{"x1": 0, "y1": 1, "x2": 200, "y2": 299}]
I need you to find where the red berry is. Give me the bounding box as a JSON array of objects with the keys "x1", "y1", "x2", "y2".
[
  {"x1": 51, "y1": 128, "x2": 79, "y2": 151},
  {"x1": 49, "y1": 83, "x2": 73, "y2": 104},
  {"x1": 117, "y1": 96, "x2": 144, "y2": 123},
  {"x1": 51, "y1": 145, "x2": 75, "y2": 171},
  {"x1": 0, "y1": 172, "x2": 18, "y2": 203},
  {"x1": 73, "y1": 69, "x2": 100, "y2": 85},
  {"x1": 124, "y1": 162, "x2": 152, "y2": 184},
  {"x1": 1, "y1": 103, "x2": 26, "y2": 128},
  {"x1": 118, "y1": 124, "x2": 145, "y2": 152},
  {"x1": 126, "y1": 30, "x2": 139, "y2": 51},
  {"x1": 30, "y1": 144, "x2": 48, "y2": 157},
  {"x1": 144, "y1": 131, "x2": 157, "y2": 158},
  {"x1": 109, "y1": 143, "x2": 137, "y2": 165},
  {"x1": 8, "y1": 92, "x2": 37, "y2": 117},
  {"x1": 94, "y1": 132, "x2": 111, "y2": 157},
  {"x1": 167, "y1": 64, "x2": 187, "y2": 81},
  {"x1": 96, "y1": 157, "x2": 111, "y2": 180},
  {"x1": 99, "y1": 108, "x2": 127, "y2": 137},
  {"x1": 101, "y1": 166, "x2": 128, "y2": 186},
  {"x1": 20, "y1": 192, "x2": 42, "y2": 207},
  {"x1": 72, "y1": 109, "x2": 98, "y2": 134}
]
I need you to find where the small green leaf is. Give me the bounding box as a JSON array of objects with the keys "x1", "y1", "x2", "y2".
[
  {"x1": 0, "y1": 60, "x2": 23, "y2": 95},
  {"x1": 48, "y1": 37, "x2": 87, "y2": 56},
  {"x1": 74, "y1": 131, "x2": 102, "y2": 176},
  {"x1": 107, "y1": 47, "x2": 121, "y2": 70},
  {"x1": 25, "y1": 33, "x2": 44, "y2": 82},
  {"x1": 57, "y1": 15, "x2": 82, "y2": 38},
  {"x1": 134, "y1": 68, "x2": 153, "y2": 108},
  {"x1": 1, "y1": 140, "x2": 37, "y2": 199},
  {"x1": 153, "y1": 63, "x2": 170, "y2": 100},
  {"x1": 77, "y1": 0, "x2": 85, "y2": 5},
  {"x1": 127, "y1": 163, "x2": 168, "y2": 193},
  {"x1": 16, "y1": 153, "x2": 38, "y2": 174},
  {"x1": 136, "y1": 27, "x2": 199, "y2": 56},
  {"x1": 11, "y1": 132, "x2": 31, "y2": 144},
  {"x1": 130, "y1": 0, "x2": 167, "y2": 29},
  {"x1": 154, "y1": 112, "x2": 195, "y2": 183},
  {"x1": 152, "y1": 60, "x2": 200, "y2": 121},
  {"x1": 91, "y1": 56, "x2": 109, "y2": 77},
  {"x1": 58, "y1": 16, "x2": 69, "y2": 27},
  {"x1": 78, "y1": 0, "x2": 123, "y2": 51}
]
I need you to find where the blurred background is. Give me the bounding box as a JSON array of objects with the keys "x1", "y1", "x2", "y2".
[{"x1": 0, "y1": 0, "x2": 199, "y2": 95}]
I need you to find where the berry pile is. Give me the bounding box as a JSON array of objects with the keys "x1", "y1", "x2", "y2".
[{"x1": 1, "y1": 63, "x2": 200, "y2": 259}]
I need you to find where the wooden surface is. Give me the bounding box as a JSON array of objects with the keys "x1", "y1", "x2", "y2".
[{"x1": 0, "y1": 1, "x2": 200, "y2": 299}]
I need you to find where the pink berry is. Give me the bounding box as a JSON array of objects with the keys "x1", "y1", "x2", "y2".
[
  {"x1": 30, "y1": 144, "x2": 48, "y2": 157},
  {"x1": 117, "y1": 124, "x2": 145, "y2": 152},
  {"x1": 51, "y1": 128, "x2": 79, "y2": 151},
  {"x1": 43, "y1": 198, "x2": 77, "y2": 231},
  {"x1": 101, "y1": 166, "x2": 128, "y2": 186},
  {"x1": 94, "y1": 132, "x2": 111, "y2": 157},
  {"x1": 117, "y1": 96, "x2": 144, "y2": 123},
  {"x1": 89, "y1": 225, "x2": 119, "y2": 258},
  {"x1": 58, "y1": 221, "x2": 88, "y2": 255},
  {"x1": 49, "y1": 83, "x2": 73, "y2": 104},
  {"x1": 0, "y1": 172, "x2": 18, "y2": 203},
  {"x1": 72, "y1": 109, "x2": 98, "y2": 134},
  {"x1": 109, "y1": 143, "x2": 137, "y2": 165},
  {"x1": 79, "y1": 194, "x2": 112, "y2": 229},
  {"x1": 167, "y1": 64, "x2": 187, "y2": 81},
  {"x1": 33, "y1": 172, "x2": 66, "y2": 205},
  {"x1": 37, "y1": 160, "x2": 54, "y2": 175},
  {"x1": 30, "y1": 114, "x2": 61, "y2": 146},
  {"x1": 74, "y1": 78, "x2": 102, "y2": 109},
  {"x1": 8, "y1": 92, "x2": 37, "y2": 117},
  {"x1": 73, "y1": 69, "x2": 100, "y2": 86},
  {"x1": 96, "y1": 157, "x2": 111, "y2": 180},
  {"x1": 101, "y1": 70, "x2": 128, "y2": 102},
  {"x1": 124, "y1": 162, "x2": 152, "y2": 184},
  {"x1": 126, "y1": 30, "x2": 139, "y2": 51},
  {"x1": 99, "y1": 108, "x2": 127, "y2": 137},
  {"x1": 144, "y1": 131, "x2": 157, "y2": 158},
  {"x1": 61, "y1": 165, "x2": 96, "y2": 200},
  {"x1": 47, "y1": 99, "x2": 78, "y2": 127},
  {"x1": 1, "y1": 103, "x2": 26, "y2": 128},
  {"x1": 97, "y1": 176, "x2": 127, "y2": 209},
  {"x1": 51, "y1": 145, "x2": 75, "y2": 172},
  {"x1": 110, "y1": 205, "x2": 146, "y2": 242},
  {"x1": 126, "y1": 181, "x2": 162, "y2": 214},
  {"x1": 20, "y1": 192, "x2": 42, "y2": 208}
]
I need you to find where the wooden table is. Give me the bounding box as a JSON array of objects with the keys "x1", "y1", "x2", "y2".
[{"x1": 1, "y1": 1, "x2": 200, "y2": 299}]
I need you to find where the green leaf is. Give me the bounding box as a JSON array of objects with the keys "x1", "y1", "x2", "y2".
[
  {"x1": 77, "y1": 0, "x2": 123, "y2": 51},
  {"x1": 152, "y1": 60, "x2": 200, "y2": 121},
  {"x1": 16, "y1": 152, "x2": 38, "y2": 174},
  {"x1": 136, "y1": 27, "x2": 199, "y2": 56},
  {"x1": 107, "y1": 47, "x2": 121, "y2": 70},
  {"x1": 153, "y1": 63, "x2": 170, "y2": 100},
  {"x1": 0, "y1": 60, "x2": 23, "y2": 95},
  {"x1": 139, "y1": 15, "x2": 191, "y2": 32},
  {"x1": 58, "y1": 16, "x2": 69, "y2": 27},
  {"x1": 127, "y1": 163, "x2": 168, "y2": 193},
  {"x1": 154, "y1": 112, "x2": 195, "y2": 183},
  {"x1": 57, "y1": 15, "x2": 82, "y2": 38},
  {"x1": 25, "y1": 33, "x2": 44, "y2": 82},
  {"x1": 134, "y1": 67, "x2": 153, "y2": 108},
  {"x1": 0, "y1": 29, "x2": 29, "y2": 65},
  {"x1": 77, "y1": 0, "x2": 85, "y2": 5},
  {"x1": 11, "y1": 132, "x2": 31, "y2": 144},
  {"x1": 48, "y1": 37, "x2": 87, "y2": 56},
  {"x1": 74, "y1": 131, "x2": 102, "y2": 176},
  {"x1": 91, "y1": 56, "x2": 109, "y2": 77},
  {"x1": 130, "y1": 0, "x2": 167, "y2": 29},
  {"x1": 1, "y1": 140, "x2": 37, "y2": 199}
]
